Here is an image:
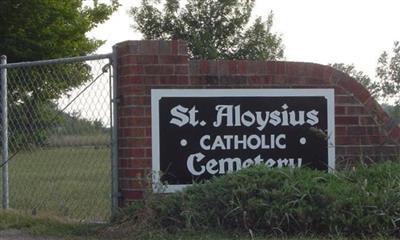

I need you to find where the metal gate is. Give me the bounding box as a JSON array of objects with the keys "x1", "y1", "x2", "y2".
[{"x1": 0, "y1": 53, "x2": 118, "y2": 222}]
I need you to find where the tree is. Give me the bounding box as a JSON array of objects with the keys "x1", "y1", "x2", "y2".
[
  {"x1": 130, "y1": 0, "x2": 284, "y2": 60},
  {"x1": 376, "y1": 41, "x2": 400, "y2": 105},
  {"x1": 0, "y1": 0, "x2": 119, "y2": 150},
  {"x1": 0, "y1": 0, "x2": 119, "y2": 62},
  {"x1": 330, "y1": 63, "x2": 380, "y2": 98}
]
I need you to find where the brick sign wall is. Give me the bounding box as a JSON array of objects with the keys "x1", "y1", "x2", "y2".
[{"x1": 115, "y1": 40, "x2": 400, "y2": 206}]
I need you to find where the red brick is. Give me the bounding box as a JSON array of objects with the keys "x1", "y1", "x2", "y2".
[
  {"x1": 118, "y1": 158, "x2": 133, "y2": 168},
  {"x1": 118, "y1": 168, "x2": 151, "y2": 178},
  {"x1": 247, "y1": 61, "x2": 264, "y2": 75},
  {"x1": 309, "y1": 64, "x2": 326, "y2": 79},
  {"x1": 119, "y1": 106, "x2": 145, "y2": 117},
  {"x1": 207, "y1": 61, "x2": 218, "y2": 75},
  {"x1": 365, "y1": 127, "x2": 380, "y2": 135},
  {"x1": 131, "y1": 158, "x2": 152, "y2": 168},
  {"x1": 347, "y1": 126, "x2": 366, "y2": 135},
  {"x1": 119, "y1": 76, "x2": 144, "y2": 85},
  {"x1": 335, "y1": 106, "x2": 346, "y2": 115},
  {"x1": 120, "y1": 179, "x2": 149, "y2": 190},
  {"x1": 197, "y1": 60, "x2": 208, "y2": 74},
  {"x1": 329, "y1": 69, "x2": 348, "y2": 84},
  {"x1": 335, "y1": 116, "x2": 359, "y2": 125},
  {"x1": 118, "y1": 128, "x2": 145, "y2": 138},
  {"x1": 178, "y1": 40, "x2": 187, "y2": 55},
  {"x1": 119, "y1": 65, "x2": 144, "y2": 75},
  {"x1": 336, "y1": 136, "x2": 360, "y2": 145},
  {"x1": 333, "y1": 86, "x2": 347, "y2": 94},
  {"x1": 138, "y1": 41, "x2": 159, "y2": 55},
  {"x1": 322, "y1": 65, "x2": 334, "y2": 82},
  {"x1": 218, "y1": 61, "x2": 230, "y2": 75},
  {"x1": 119, "y1": 86, "x2": 146, "y2": 95},
  {"x1": 309, "y1": 77, "x2": 331, "y2": 84},
  {"x1": 120, "y1": 96, "x2": 150, "y2": 106},
  {"x1": 119, "y1": 148, "x2": 145, "y2": 158},
  {"x1": 359, "y1": 116, "x2": 376, "y2": 125},
  {"x1": 346, "y1": 106, "x2": 366, "y2": 115},
  {"x1": 345, "y1": 147, "x2": 362, "y2": 155},
  {"x1": 120, "y1": 117, "x2": 150, "y2": 127},
  {"x1": 360, "y1": 136, "x2": 385, "y2": 145},
  {"x1": 158, "y1": 55, "x2": 187, "y2": 64},
  {"x1": 286, "y1": 63, "x2": 305, "y2": 76},
  {"x1": 121, "y1": 190, "x2": 144, "y2": 200},
  {"x1": 119, "y1": 138, "x2": 151, "y2": 148},
  {"x1": 171, "y1": 40, "x2": 178, "y2": 54},
  {"x1": 138, "y1": 55, "x2": 158, "y2": 64},
  {"x1": 335, "y1": 126, "x2": 346, "y2": 135},
  {"x1": 160, "y1": 76, "x2": 189, "y2": 85},
  {"x1": 175, "y1": 65, "x2": 188, "y2": 75},
  {"x1": 145, "y1": 148, "x2": 152, "y2": 158},
  {"x1": 144, "y1": 65, "x2": 174, "y2": 75},
  {"x1": 338, "y1": 77, "x2": 371, "y2": 104},
  {"x1": 144, "y1": 107, "x2": 151, "y2": 116},
  {"x1": 119, "y1": 158, "x2": 151, "y2": 169},
  {"x1": 159, "y1": 41, "x2": 172, "y2": 55},
  {"x1": 264, "y1": 62, "x2": 286, "y2": 75},
  {"x1": 145, "y1": 127, "x2": 151, "y2": 137},
  {"x1": 116, "y1": 44, "x2": 130, "y2": 56},
  {"x1": 229, "y1": 61, "x2": 238, "y2": 75},
  {"x1": 247, "y1": 76, "x2": 274, "y2": 85},
  {"x1": 335, "y1": 95, "x2": 356, "y2": 105},
  {"x1": 237, "y1": 61, "x2": 248, "y2": 74},
  {"x1": 120, "y1": 55, "x2": 157, "y2": 64},
  {"x1": 190, "y1": 76, "x2": 218, "y2": 85},
  {"x1": 364, "y1": 98, "x2": 390, "y2": 124},
  {"x1": 219, "y1": 76, "x2": 247, "y2": 85},
  {"x1": 388, "y1": 127, "x2": 400, "y2": 140},
  {"x1": 335, "y1": 146, "x2": 346, "y2": 155}
]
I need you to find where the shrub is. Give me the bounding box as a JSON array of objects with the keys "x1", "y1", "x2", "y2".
[{"x1": 123, "y1": 163, "x2": 400, "y2": 237}]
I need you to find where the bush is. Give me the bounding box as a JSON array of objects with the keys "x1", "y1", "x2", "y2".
[{"x1": 123, "y1": 163, "x2": 400, "y2": 237}]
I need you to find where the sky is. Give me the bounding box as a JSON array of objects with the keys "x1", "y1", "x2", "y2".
[{"x1": 88, "y1": 0, "x2": 400, "y2": 79}]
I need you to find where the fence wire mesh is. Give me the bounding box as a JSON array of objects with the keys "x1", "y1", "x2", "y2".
[{"x1": 0, "y1": 55, "x2": 113, "y2": 222}]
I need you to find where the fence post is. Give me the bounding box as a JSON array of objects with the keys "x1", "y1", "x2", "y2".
[
  {"x1": 110, "y1": 46, "x2": 119, "y2": 214},
  {"x1": 1, "y1": 55, "x2": 9, "y2": 209}
]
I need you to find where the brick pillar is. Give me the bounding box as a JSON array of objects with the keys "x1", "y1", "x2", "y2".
[{"x1": 114, "y1": 40, "x2": 189, "y2": 206}]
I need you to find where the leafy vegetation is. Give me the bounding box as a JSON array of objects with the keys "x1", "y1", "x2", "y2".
[
  {"x1": 0, "y1": 0, "x2": 118, "y2": 150},
  {"x1": 130, "y1": 0, "x2": 284, "y2": 60},
  {"x1": 377, "y1": 41, "x2": 400, "y2": 105},
  {"x1": 118, "y1": 163, "x2": 400, "y2": 238},
  {"x1": 0, "y1": 0, "x2": 119, "y2": 62}
]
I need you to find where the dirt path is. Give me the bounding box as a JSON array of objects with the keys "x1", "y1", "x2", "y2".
[{"x1": 0, "y1": 230, "x2": 61, "y2": 240}]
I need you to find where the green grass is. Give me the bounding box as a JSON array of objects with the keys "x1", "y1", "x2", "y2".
[
  {"x1": 0, "y1": 210, "x2": 102, "y2": 239},
  {"x1": 0, "y1": 147, "x2": 111, "y2": 221},
  {"x1": 0, "y1": 210, "x2": 394, "y2": 240}
]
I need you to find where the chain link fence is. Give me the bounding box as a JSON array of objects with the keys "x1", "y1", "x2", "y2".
[{"x1": 0, "y1": 54, "x2": 116, "y2": 222}]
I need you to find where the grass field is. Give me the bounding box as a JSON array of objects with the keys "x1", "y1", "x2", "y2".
[{"x1": 0, "y1": 147, "x2": 111, "y2": 222}]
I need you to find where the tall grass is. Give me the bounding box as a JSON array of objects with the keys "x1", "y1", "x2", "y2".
[{"x1": 120, "y1": 163, "x2": 400, "y2": 237}]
